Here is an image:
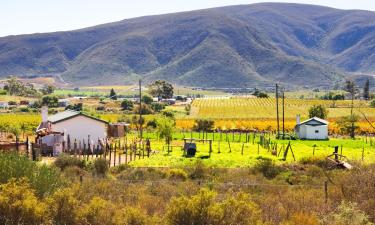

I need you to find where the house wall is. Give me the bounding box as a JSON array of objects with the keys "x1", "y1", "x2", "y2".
[
  {"x1": 298, "y1": 125, "x2": 328, "y2": 140},
  {"x1": 51, "y1": 115, "x2": 107, "y2": 144}
]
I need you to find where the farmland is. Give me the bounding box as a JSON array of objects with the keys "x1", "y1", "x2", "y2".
[{"x1": 175, "y1": 97, "x2": 375, "y2": 133}]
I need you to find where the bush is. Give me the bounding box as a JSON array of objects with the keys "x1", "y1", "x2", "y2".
[
  {"x1": 254, "y1": 157, "x2": 283, "y2": 179},
  {"x1": 121, "y1": 99, "x2": 134, "y2": 110},
  {"x1": 167, "y1": 169, "x2": 188, "y2": 181},
  {"x1": 151, "y1": 102, "x2": 166, "y2": 112},
  {"x1": 114, "y1": 207, "x2": 150, "y2": 225},
  {"x1": 193, "y1": 119, "x2": 214, "y2": 132},
  {"x1": 54, "y1": 153, "x2": 84, "y2": 171},
  {"x1": 0, "y1": 179, "x2": 49, "y2": 224},
  {"x1": 189, "y1": 160, "x2": 207, "y2": 179},
  {"x1": 370, "y1": 100, "x2": 375, "y2": 108},
  {"x1": 0, "y1": 152, "x2": 63, "y2": 197},
  {"x1": 47, "y1": 187, "x2": 79, "y2": 225},
  {"x1": 166, "y1": 189, "x2": 262, "y2": 225},
  {"x1": 93, "y1": 158, "x2": 109, "y2": 177},
  {"x1": 78, "y1": 197, "x2": 117, "y2": 225},
  {"x1": 117, "y1": 168, "x2": 167, "y2": 181},
  {"x1": 323, "y1": 201, "x2": 373, "y2": 225}
]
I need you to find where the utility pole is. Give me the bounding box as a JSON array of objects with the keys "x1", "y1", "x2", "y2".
[
  {"x1": 276, "y1": 84, "x2": 280, "y2": 139},
  {"x1": 282, "y1": 91, "x2": 285, "y2": 140},
  {"x1": 139, "y1": 79, "x2": 143, "y2": 141}
]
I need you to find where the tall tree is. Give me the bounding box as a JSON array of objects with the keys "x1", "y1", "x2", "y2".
[
  {"x1": 363, "y1": 78, "x2": 370, "y2": 100},
  {"x1": 308, "y1": 105, "x2": 328, "y2": 119},
  {"x1": 109, "y1": 88, "x2": 117, "y2": 100},
  {"x1": 148, "y1": 80, "x2": 174, "y2": 99},
  {"x1": 344, "y1": 79, "x2": 359, "y2": 138}
]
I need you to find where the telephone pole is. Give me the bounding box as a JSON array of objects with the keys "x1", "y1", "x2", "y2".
[
  {"x1": 282, "y1": 91, "x2": 285, "y2": 140},
  {"x1": 276, "y1": 84, "x2": 280, "y2": 139},
  {"x1": 139, "y1": 79, "x2": 143, "y2": 141}
]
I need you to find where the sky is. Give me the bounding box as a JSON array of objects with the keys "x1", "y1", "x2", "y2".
[{"x1": 0, "y1": 0, "x2": 374, "y2": 37}]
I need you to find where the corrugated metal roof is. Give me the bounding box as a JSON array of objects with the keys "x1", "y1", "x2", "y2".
[
  {"x1": 48, "y1": 110, "x2": 80, "y2": 123},
  {"x1": 299, "y1": 117, "x2": 328, "y2": 125}
]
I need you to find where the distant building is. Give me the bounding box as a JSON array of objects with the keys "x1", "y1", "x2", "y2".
[
  {"x1": 0, "y1": 101, "x2": 8, "y2": 109},
  {"x1": 295, "y1": 116, "x2": 329, "y2": 140},
  {"x1": 58, "y1": 99, "x2": 70, "y2": 107}
]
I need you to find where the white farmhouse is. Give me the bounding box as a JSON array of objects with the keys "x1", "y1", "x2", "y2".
[
  {"x1": 295, "y1": 116, "x2": 328, "y2": 140},
  {"x1": 37, "y1": 108, "x2": 108, "y2": 145}
]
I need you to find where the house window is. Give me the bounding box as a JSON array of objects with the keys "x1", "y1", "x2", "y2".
[{"x1": 315, "y1": 130, "x2": 319, "y2": 133}]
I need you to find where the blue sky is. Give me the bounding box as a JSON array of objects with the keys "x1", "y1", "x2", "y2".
[{"x1": 0, "y1": 0, "x2": 374, "y2": 37}]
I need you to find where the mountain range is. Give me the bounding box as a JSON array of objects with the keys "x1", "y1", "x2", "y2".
[{"x1": 0, "y1": 3, "x2": 374, "y2": 88}]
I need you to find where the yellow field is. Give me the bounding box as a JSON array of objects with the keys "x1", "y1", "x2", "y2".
[
  {"x1": 190, "y1": 97, "x2": 374, "y2": 119},
  {"x1": 177, "y1": 97, "x2": 375, "y2": 134}
]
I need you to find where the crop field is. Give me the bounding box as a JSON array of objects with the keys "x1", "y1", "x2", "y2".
[
  {"x1": 181, "y1": 97, "x2": 375, "y2": 133},
  {"x1": 190, "y1": 97, "x2": 374, "y2": 119}
]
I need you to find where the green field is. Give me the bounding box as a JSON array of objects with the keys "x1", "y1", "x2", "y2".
[{"x1": 125, "y1": 132, "x2": 375, "y2": 168}]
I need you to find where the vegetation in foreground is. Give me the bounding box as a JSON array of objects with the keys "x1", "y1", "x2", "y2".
[{"x1": 0, "y1": 152, "x2": 375, "y2": 225}]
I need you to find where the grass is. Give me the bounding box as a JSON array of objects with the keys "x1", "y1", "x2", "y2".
[{"x1": 126, "y1": 132, "x2": 375, "y2": 168}]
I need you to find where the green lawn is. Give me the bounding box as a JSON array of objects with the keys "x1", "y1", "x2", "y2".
[{"x1": 127, "y1": 132, "x2": 375, "y2": 168}]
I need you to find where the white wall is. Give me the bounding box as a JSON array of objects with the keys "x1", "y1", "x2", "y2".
[
  {"x1": 51, "y1": 115, "x2": 107, "y2": 144},
  {"x1": 298, "y1": 124, "x2": 328, "y2": 140}
]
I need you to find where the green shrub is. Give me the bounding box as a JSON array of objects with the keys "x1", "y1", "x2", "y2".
[
  {"x1": 93, "y1": 158, "x2": 109, "y2": 177},
  {"x1": 0, "y1": 152, "x2": 63, "y2": 197},
  {"x1": 54, "y1": 153, "x2": 84, "y2": 171},
  {"x1": 167, "y1": 168, "x2": 188, "y2": 181},
  {"x1": 323, "y1": 201, "x2": 373, "y2": 225},
  {"x1": 254, "y1": 157, "x2": 283, "y2": 179}
]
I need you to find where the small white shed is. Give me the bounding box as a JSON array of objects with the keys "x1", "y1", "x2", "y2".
[{"x1": 295, "y1": 117, "x2": 329, "y2": 140}]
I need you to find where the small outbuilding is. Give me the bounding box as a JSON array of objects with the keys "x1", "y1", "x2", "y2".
[{"x1": 295, "y1": 116, "x2": 329, "y2": 140}]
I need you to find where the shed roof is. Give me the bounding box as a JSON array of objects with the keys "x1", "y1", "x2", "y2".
[
  {"x1": 48, "y1": 110, "x2": 109, "y2": 124},
  {"x1": 299, "y1": 117, "x2": 328, "y2": 126}
]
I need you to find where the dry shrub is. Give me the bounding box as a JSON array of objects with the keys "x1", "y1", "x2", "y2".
[
  {"x1": 166, "y1": 189, "x2": 263, "y2": 225},
  {"x1": 167, "y1": 168, "x2": 188, "y2": 181},
  {"x1": 0, "y1": 179, "x2": 49, "y2": 224},
  {"x1": 281, "y1": 212, "x2": 320, "y2": 225}
]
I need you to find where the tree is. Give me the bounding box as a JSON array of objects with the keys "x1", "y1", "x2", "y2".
[
  {"x1": 193, "y1": 119, "x2": 214, "y2": 132},
  {"x1": 252, "y1": 88, "x2": 269, "y2": 98},
  {"x1": 121, "y1": 99, "x2": 134, "y2": 111},
  {"x1": 141, "y1": 95, "x2": 153, "y2": 105},
  {"x1": 148, "y1": 80, "x2": 174, "y2": 99},
  {"x1": 363, "y1": 78, "x2": 370, "y2": 100},
  {"x1": 344, "y1": 79, "x2": 359, "y2": 138},
  {"x1": 156, "y1": 116, "x2": 175, "y2": 146},
  {"x1": 308, "y1": 105, "x2": 328, "y2": 119},
  {"x1": 109, "y1": 88, "x2": 117, "y2": 100},
  {"x1": 40, "y1": 85, "x2": 55, "y2": 95},
  {"x1": 65, "y1": 103, "x2": 83, "y2": 111},
  {"x1": 151, "y1": 102, "x2": 166, "y2": 112},
  {"x1": 337, "y1": 114, "x2": 359, "y2": 138},
  {"x1": 42, "y1": 96, "x2": 58, "y2": 108},
  {"x1": 133, "y1": 104, "x2": 154, "y2": 115}
]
